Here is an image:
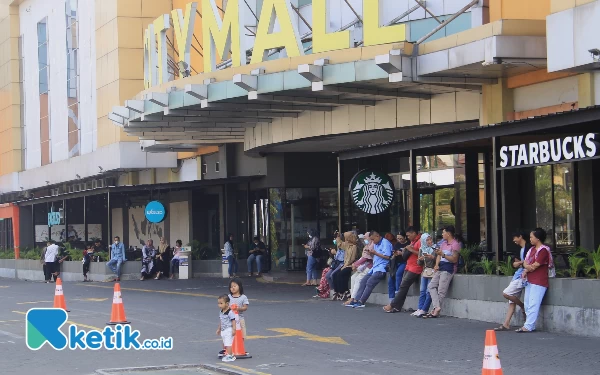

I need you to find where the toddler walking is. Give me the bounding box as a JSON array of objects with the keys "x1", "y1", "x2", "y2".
[{"x1": 217, "y1": 295, "x2": 237, "y2": 362}]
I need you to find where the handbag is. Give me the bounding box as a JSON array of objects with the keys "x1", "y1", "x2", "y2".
[
  {"x1": 402, "y1": 248, "x2": 412, "y2": 262},
  {"x1": 422, "y1": 267, "x2": 435, "y2": 278},
  {"x1": 327, "y1": 257, "x2": 333, "y2": 266}
]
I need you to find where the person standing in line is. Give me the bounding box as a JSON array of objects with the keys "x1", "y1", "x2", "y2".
[
  {"x1": 224, "y1": 234, "x2": 238, "y2": 278},
  {"x1": 43, "y1": 240, "x2": 60, "y2": 283},
  {"x1": 348, "y1": 231, "x2": 392, "y2": 308},
  {"x1": 140, "y1": 239, "x2": 157, "y2": 280},
  {"x1": 169, "y1": 239, "x2": 182, "y2": 279},
  {"x1": 383, "y1": 227, "x2": 422, "y2": 313},
  {"x1": 516, "y1": 228, "x2": 554, "y2": 333},
  {"x1": 247, "y1": 236, "x2": 266, "y2": 277},
  {"x1": 106, "y1": 236, "x2": 126, "y2": 282},
  {"x1": 425, "y1": 225, "x2": 461, "y2": 318},
  {"x1": 302, "y1": 229, "x2": 320, "y2": 286},
  {"x1": 494, "y1": 230, "x2": 529, "y2": 331}
]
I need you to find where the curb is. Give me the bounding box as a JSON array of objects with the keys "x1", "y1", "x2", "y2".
[{"x1": 95, "y1": 363, "x2": 250, "y2": 375}]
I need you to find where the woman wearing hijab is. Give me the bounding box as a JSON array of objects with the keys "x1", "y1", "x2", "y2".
[
  {"x1": 224, "y1": 234, "x2": 238, "y2": 278},
  {"x1": 154, "y1": 237, "x2": 170, "y2": 280},
  {"x1": 302, "y1": 229, "x2": 320, "y2": 286},
  {"x1": 140, "y1": 239, "x2": 157, "y2": 280},
  {"x1": 332, "y1": 231, "x2": 359, "y2": 301}
]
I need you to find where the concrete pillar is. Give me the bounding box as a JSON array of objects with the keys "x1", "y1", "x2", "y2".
[
  {"x1": 481, "y1": 79, "x2": 514, "y2": 125},
  {"x1": 578, "y1": 73, "x2": 595, "y2": 109}
]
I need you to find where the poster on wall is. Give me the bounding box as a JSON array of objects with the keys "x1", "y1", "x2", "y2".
[
  {"x1": 87, "y1": 224, "x2": 102, "y2": 241},
  {"x1": 129, "y1": 206, "x2": 165, "y2": 247},
  {"x1": 35, "y1": 225, "x2": 49, "y2": 243},
  {"x1": 34, "y1": 224, "x2": 103, "y2": 243}
]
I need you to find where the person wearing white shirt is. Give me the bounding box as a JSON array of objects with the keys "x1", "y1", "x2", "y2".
[{"x1": 43, "y1": 241, "x2": 59, "y2": 283}]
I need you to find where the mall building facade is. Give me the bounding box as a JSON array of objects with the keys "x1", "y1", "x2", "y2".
[{"x1": 1, "y1": 0, "x2": 599, "y2": 270}]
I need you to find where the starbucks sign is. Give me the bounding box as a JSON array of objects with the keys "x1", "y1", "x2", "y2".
[{"x1": 350, "y1": 170, "x2": 395, "y2": 214}]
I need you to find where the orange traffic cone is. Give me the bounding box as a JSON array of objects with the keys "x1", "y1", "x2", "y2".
[
  {"x1": 482, "y1": 330, "x2": 503, "y2": 374},
  {"x1": 230, "y1": 304, "x2": 251, "y2": 359},
  {"x1": 53, "y1": 278, "x2": 70, "y2": 312},
  {"x1": 107, "y1": 283, "x2": 130, "y2": 325}
]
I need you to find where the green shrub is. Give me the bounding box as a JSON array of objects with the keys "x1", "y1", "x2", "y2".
[
  {"x1": 20, "y1": 247, "x2": 44, "y2": 260},
  {"x1": 0, "y1": 249, "x2": 15, "y2": 259},
  {"x1": 188, "y1": 240, "x2": 221, "y2": 260},
  {"x1": 585, "y1": 245, "x2": 600, "y2": 279},
  {"x1": 474, "y1": 256, "x2": 496, "y2": 275},
  {"x1": 497, "y1": 256, "x2": 515, "y2": 276},
  {"x1": 459, "y1": 245, "x2": 476, "y2": 274}
]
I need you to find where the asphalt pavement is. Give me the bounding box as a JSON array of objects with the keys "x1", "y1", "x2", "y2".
[{"x1": 1, "y1": 276, "x2": 599, "y2": 375}]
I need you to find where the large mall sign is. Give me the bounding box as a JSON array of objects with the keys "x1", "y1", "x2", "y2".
[{"x1": 144, "y1": 0, "x2": 407, "y2": 88}]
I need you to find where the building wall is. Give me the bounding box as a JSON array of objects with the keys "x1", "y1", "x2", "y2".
[
  {"x1": 490, "y1": 0, "x2": 551, "y2": 22},
  {"x1": 95, "y1": 0, "x2": 172, "y2": 148},
  {"x1": 18, "y1": 0, "x2": 96, "y2": 168},
  {"x1": 245, "y1": 91, "x2": 481, "y2": 151},
  {"x1": 0, "y1": 4, "x2": 22, "y2": 177}
]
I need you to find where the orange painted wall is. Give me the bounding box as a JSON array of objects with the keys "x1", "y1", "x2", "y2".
[
  {"x1": 490, "y1": 0, "x2": 551, "y2": 22},
  {"x1": 0, "y1": 204, "x2": 20, "y2": 258}
]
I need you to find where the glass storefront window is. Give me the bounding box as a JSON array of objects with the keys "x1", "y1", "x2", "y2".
[
  {"x1": 534, "y1": 163, "x2": 575, "y2": 251},
  {"x1": 285, "y1": 188, "x2": 318, "y2": 271},
  {"x1": 534, "y1": 165, "x2": 554, "y2": 246},
  {"x1": 319, "y1": 188, "x2": 338, "y2": 240},
  {"x1": 415, "y1": 154, "x2": 467, "y2": 240},
  {"x1": 269, "y1": 188, "x2": 287, "y2": 271}
]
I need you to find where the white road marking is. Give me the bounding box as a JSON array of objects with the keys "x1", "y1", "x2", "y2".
[{"x1": 0, "y1": 329, "x2": 24, "y2": 339}]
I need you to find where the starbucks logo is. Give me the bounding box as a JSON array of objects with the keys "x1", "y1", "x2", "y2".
[{"x1": 350, "y1": 170, "x2": 395, "y2": 214}]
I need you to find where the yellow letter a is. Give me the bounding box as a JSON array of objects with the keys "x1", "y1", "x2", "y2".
[{"x1": 250, "y1": 0, "x2": 304, "y2": 65}]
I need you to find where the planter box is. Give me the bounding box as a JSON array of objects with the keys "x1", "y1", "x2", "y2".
[
  {"x1": 0, "y1": 259, "x2": 253, "y2": 282},
  {"x1": 363, "y1": 273, "x2": 600, "y2": 338}
]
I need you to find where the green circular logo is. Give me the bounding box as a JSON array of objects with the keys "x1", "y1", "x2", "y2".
[{"x1": 350, "y1": 170, "x2": 395, "y2": 214}]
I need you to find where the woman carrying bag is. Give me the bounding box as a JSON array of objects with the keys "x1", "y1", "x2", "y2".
[{"x1": 412, "y1": 233, "x2": 436, "y2": 317}]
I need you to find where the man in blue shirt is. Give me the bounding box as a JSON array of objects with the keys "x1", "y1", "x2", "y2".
[
  {"x1": 494, "y1": 230, "x2": 529, "y2": 331},
  {"x1": 348, "y1": 231, "x2": 392, "y2": 308},
  {"x1": 106, "y1": 236, "x2": 126, "y2": 281}
]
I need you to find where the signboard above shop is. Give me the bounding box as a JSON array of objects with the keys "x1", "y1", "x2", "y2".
[
  {"x1": 145, "y1": 201, "x2": 167, "y2": 223},
  {"x1": 498, "y1": 133, "x2": 599, "y2": 169},
  {"x1": 143, "y1": 0, "x2": 408, "y2": 88}
]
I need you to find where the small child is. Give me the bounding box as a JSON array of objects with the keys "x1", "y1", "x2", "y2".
[
  {"x1": 217, "y1": 294, "x2": 236, "y2": 362},
  {"x1": 228, "y1": 279, "x2": 249, "y2": 339},
  {"x1": 82, "y1": 245, "x2": 94, "y2": 282}
]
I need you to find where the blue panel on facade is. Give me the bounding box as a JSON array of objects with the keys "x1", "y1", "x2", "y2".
[
  {"x1": 323, "y1": 62, "x2": 356, "y2": 85},
  {"x1": 445, "y1": 13, "x2": 472, "y2": 37},
  {"x1": 257, "y1": 73, "x2": 284, "y2": 94},
  {"x1": 144, "y1": 101, "x2": 164, "y2": 115},
  {"x1": 183, "y1": 92, "x2": 202, "y2": 107},
  {"x1": 408, "y1": 16, "x2": 447, "y2": 43},
  {"x1": 168, "y1": 90, "x2": 184, "y2": 109},
  {"x1": 208, "y1": 82, "x2": 228, "y2": 101},
  {"x1": 283, "y1": 70, "x2": 311, "y2": 90},
  {"x1": 226, "y1": 81, "x2": 249, "y2": 99},
  {"x1": 355, "y1": 60, "x2": 389, "y2": 81}
]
